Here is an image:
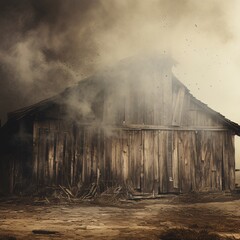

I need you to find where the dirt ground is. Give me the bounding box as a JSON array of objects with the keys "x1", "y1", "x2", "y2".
[{"x1": 0, "y1": 193, "x2": 239, "y2": 240}]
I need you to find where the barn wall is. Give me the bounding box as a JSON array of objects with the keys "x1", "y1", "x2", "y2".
[
  {"x1": 101, "y1": 71, "x2": 224, "y2": 129},
  {"x1": 3, "y1": 87, "x2": 235, "y2": 193},
  {"x1": 0, "y1": 119, "x2": 33, "y2": 194},
  {"x1": 102, "y1": 65, "x2": 174, "y2": 126},
  {"x1": 31, "y1": 120, "x2": 235, "y2": 193},
  {"x1": 0, "y1": 156, "x2": 12, "y2": 194}
]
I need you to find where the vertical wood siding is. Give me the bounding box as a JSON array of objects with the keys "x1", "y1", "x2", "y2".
[{"x1": 33, "y1": 121, "x2": 235, "y2": 193}]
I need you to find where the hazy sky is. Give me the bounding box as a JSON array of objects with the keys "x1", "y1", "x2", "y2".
[{"x1": 0, "y1": 0, "x2": 239, "y2": 166}]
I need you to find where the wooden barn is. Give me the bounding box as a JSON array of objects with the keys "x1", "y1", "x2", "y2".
[{"x1": 0, "y1": 55, "x2": 240, "y2": 195}]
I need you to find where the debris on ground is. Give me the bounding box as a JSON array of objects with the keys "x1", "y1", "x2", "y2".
[
  {"x1": 2, "y1": 183, "x2": 240, "y2": 206},
  {"x1": 30, "y1": 182, "x2": 142, "y2": 205}
]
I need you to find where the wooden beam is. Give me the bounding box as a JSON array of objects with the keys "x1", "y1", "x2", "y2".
[{"x1": 70, "y1": 122, "x2": 230, "y2": 132}]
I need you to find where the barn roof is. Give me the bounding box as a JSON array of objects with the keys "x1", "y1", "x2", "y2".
[
  {"x1": 186, "y1": 91, "x2": 240, "y2": 136},
  {"x1": 2, "y1": 54, "x2": 240, "y2": 136}
]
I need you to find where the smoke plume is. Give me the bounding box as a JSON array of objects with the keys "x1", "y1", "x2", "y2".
[{"x1": 0, "y1": 0, "x2": 235, "y2": 124}]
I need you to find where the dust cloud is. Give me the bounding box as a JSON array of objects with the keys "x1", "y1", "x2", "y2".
[{"x1": 0, "y1": 0, "x2": 239, "y2": 165}]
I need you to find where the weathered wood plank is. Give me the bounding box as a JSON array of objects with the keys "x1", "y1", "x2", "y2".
[
  {"x1": 190, "y1": 131, "x2": 197, "y2": 191},
  {"x1": 75, "y1": 127, "x2": 84, "y2": 186},
  {"x1": 107, "y1": 133, "x2": 113, "y2": 186},
  {"x1": 153, "y1": 70, "x2": 163, "y2": 125},
  {"x1": 153, "y1": 131, "x2": 159, "y2": 194},
  {"x1": 212, "y1": 132, "x2": 224, "y2": 191},
  {"x1": 91, "y1": 129, "x2": 98, "y2": 183},
  {"x1": 211, "y1": 132, "x2": 217, "y2": 191},
  {"x1": 172, "y1": 132, "x2": 179, "y2": 189},
  {"x1": 200, "y1": 131, "x2": 212, "y2": 191},
  {"x1": 215, "y1": 133, "x2": 223, "y2": 191},
  {"x1": 178, "y1": 132, "x2": 184, "y2": 192},
  {"x1": 140, "y1": 131, "x2": 144, "y2": 193},
  {"x1": 122, "y1": 130, "x2": 129, "y2": 182},
  {"x1": 48, "y1": 131, "x2": 55, "y2": 185},
  {"x1": 201, "y1": 132, "x2": 209, "y2": 191},
  {"x1": 37, "y1": 128, "x2": 47, "y2": 185},
  {"x1": 127, "y1": 131, "x2": 137, "y2": 187},
  {"x1": 114, "y1": 130, "x2": 122, "y2": 183},
  {"x1": 179, "y1": 132, "x2": 192, "y2": 192},
  {"x1": 44, "y1": 129, "x2": 49, "y2": 185},
  {"x1": 143, "y1": 130, "x2": 154, "y2": 193},
  {"x1": 33, "y1": 121, "x2": 39, "y2": 182},
  {"x1": 70, "y1": 129, "x2": 75, "y2": 186},
  {"x1": 228, "y1": 133, "x2": 235, "y2": 190},
  {"x1": 87, "y1": 129, "x2": 92, "y2": 184},
  {"x1": 136, "y1": 131, "x2": 142, "y2": 190},
  {"x1": 66, "y1": 131, "x2": 71, "y2": 185},
  {"x1": 181, "y1": 92, "x2": 190, "y2": 126},
  {"x1": 137, "y1": 89, "x2": 144, "y2": 124},
  {"x1": 111, "y1": 131, "x2": 117, "y2": 184},
  {"x1": 56, "y1": 131, "x2": 64, "y2": 185},
  {"x1": 223, "y1": 132, "x2": 229, "y2": 190},
  {"x1": 158, "y1": 131, "x2": 168, "y2": 193},
  {"x1": 142, "y1": 76, "x2": 154, "y2": 125},
  {"x1": 162, "y1": 69, "x2": 172, "y2": 125},
  {"x1": 172, "y1": 87, "x2": 185, "y2": 126},
  {"x1": 167, "y1": 131, "x2": 173, "y2": 192},
  {"x1": 124, "y1": 84, "x2": 131, "y2": 124},
  {"x1": 62, "y1": 132, "x2": 68, "y2": 185}
]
